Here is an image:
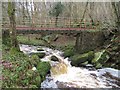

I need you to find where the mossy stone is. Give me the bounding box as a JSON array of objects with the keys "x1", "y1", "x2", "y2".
[
  {"x1": 37, "y1": 48, "x2": 44, "y2": 51},
  {"x1": 33, "y1": 53, "x2": 46, "y2": 58},
  {"x1": 64, "y1": 49, "x2": 74, "y2": 58},
  {"x1": 51, "y1": 56, "x2": 59, "y2": 61},
  {"x1": 71, "y1": 51, "x2": 94, "y2": 67},
  {"x1": 37, "y1": 62, "x2": 51, "y2": 81},
  {"x1": 80, "y1": 61, "x2": 89, "y2": 66}
]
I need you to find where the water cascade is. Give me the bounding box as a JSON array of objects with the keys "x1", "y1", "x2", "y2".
[{"x1": 19, "y1": 44, "x2": 120, "y2": 88}]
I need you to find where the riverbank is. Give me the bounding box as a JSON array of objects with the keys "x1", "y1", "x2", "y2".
[
  {"x1": 2, "y1": 44, "x2": 51, "y2": 88},
  {"x1": 2, "y1": 31, "x2": 120, "y2": 88},
  {"x1": 2, "y1": 43, "x2": 120, "y2": 88}
]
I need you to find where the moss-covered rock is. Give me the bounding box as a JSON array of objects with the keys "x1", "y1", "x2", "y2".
[
  {"x1": 71, "y1": 51, "x2": 94, "y2": 67},
  {"x1": 64, "y1": 48, "x2": 75, "y2": 58},
  {"x1": 62, "y1": 45, "x2": 75, "y2": 58},
  {"x1": 37, "y1": 62, "x2": 51, "y2": 81},
  {"x1": 51, "y1": 56, "x2": 59, "y2": 61},
  {"x1": 37, "y1": 48, "x2": 44, "y2": 51},
  {"x1": 33, "y1": 53, "x2": 46, "y2": 58},
  {"x1": 80, "y1": 61, "x2": 89, "y2": 66}
]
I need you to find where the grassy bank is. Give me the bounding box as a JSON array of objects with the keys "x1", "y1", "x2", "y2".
[
  {"x1": 17, "y1": 34, "x2": 75, "y2": 50},
  {"x1": 17, "y1": 35, "x2": 45, "y2": 46},
  {"x1": 2, "y1": 44, "x2": 51, "y2": 88}
]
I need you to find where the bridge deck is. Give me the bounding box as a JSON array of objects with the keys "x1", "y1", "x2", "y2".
[{"x1": 3, "y1": 26, "x2": 96, "y2": 34}]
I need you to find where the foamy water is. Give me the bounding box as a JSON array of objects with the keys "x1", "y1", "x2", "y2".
[{"x1": 19, "y1": 44, "x2": 120, "y2": 88}]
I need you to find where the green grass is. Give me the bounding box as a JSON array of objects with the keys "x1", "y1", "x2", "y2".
[
  {"x1": 17, "y1": 35, "x2": 76, "y2": 50},
  {"x1": 17, "y1": 35, "x2": 45, "y2": 46}
]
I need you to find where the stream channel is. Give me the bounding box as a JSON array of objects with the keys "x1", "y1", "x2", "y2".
[{"x1": 19, "y1": 44, "x2": 120, "y2": 88}]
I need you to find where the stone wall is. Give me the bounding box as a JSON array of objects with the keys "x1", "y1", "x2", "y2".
[{"x1": 75, "y1": 31, "x2": 106, "y2": 53}]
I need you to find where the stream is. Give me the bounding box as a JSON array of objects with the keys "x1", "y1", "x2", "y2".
[{"x1": 19, "y1": 44, "x2": 120, "y2": 88}]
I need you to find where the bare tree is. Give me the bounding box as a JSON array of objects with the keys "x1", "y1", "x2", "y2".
[{"x1": 7, "y1": 2, "x2": 19, "y2": 49}]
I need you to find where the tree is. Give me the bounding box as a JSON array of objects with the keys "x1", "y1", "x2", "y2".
[
  {"x1": 112, "y1": 2, "x2": 120, "y2": 33},
  {"x1": 49, "y1": 2, "x2": 64, "y2": 27},
  {"x1": 8, "y1": 2, "x2": 19, "y2": 49},
  {"x1": 81, "y1": 2, "x2": 89, "y2": 22}
]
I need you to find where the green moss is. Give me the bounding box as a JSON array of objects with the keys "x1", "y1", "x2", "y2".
[
  {"x1": 64, "y1": 49, "x2": 74, "y2": 58},
  {"x1": 33, "y1": 53, "x2": 46, "y2": 58},
  {"x1": 71, "y1": 51, "x2": 94, "y2": 67},
  {"x1": 37, "y1": 62, "x2": 51, "y2": 81},
  {"x1": 63, "y1": 46, "x2": 75, "y2": 58},
  {"x1": 17, "y1": 35, "x2": 45, "y2": 46}
]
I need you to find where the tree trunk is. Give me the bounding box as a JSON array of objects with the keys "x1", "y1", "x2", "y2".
[
  {"x1": 8, "y1": 2, "x2": 19, "y2": 49},
  {"x1": 55, "y1": 16, "x2": 58, "y2": 27},
  {"x1": 81, "y1": 2, "x2": 89, "y2": 22},
  {"x1": 89, "y1": 2, "x2": 95, "y2": 25},
  {"x1": 22, "y1": 2, "x2": 25, "y2": 25},
  {"x1": 75, "y1": 33, "x2": 80, "y2": 52}
]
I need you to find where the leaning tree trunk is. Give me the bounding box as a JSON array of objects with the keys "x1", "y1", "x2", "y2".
[
  {"x1": 8, "y1": 2, "x2": 19, "y2": 49},
  {"x1": 81, "y1": 1, "x2": 89, "y2": 22}
]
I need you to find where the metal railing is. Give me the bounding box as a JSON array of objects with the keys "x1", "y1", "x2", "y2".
[{"x1": 2, "y1": 16, "x2": 100, "y2": 29}]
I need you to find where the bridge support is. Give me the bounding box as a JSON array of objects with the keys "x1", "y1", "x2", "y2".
[{"x1": 75, "y1": 31, "x2": 106, "y2": 53}]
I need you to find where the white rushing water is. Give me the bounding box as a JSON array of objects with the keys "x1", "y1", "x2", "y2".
[{"x1": 19, "y1": 44, "x2": 120, "y2": 88}]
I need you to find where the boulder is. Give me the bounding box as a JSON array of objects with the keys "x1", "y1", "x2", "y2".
[
  {"x1": 37, "y1": 62, "x2": 51, "y2": 81},
  {"x1": 74, "y1": 31, "x2": 105, "y2": 53},
  {"x1": 33, "y1": 53, "x2": 46, "y2": 58},
  {"x1": 64, "y1": 48, "x2": 74, "y2": 58},
  {"x1": 51, "y1": 56, "x2": 59, "y2": 61},
  {"x1": 80, "y1": 61, "x2": 89, "y2": 67},
  {"x1": 71, "y1": 51, "x2": 94, "y2": 67},
  {"x1": 37, "y1": 48, "x2": 44, "y2": 51}
]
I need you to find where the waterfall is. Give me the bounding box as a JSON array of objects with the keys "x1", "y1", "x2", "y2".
[{"x1": 19, "y1": 44, "x2": 120, "y2": 88}]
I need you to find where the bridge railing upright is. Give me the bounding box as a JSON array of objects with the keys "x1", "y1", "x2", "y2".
[
  {"x1": 2, "y1": 16, "x2": 101, "y2": 30},
  {"x1": 29, "y1": 16, "x2": 100, "y2": 29}
]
